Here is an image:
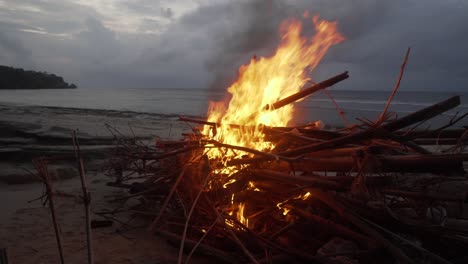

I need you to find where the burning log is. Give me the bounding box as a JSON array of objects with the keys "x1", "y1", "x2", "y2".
[
  {"x1": 263, "y1": 71, "x2": 349, "y2": 111},
  {"x1": 221, "y1": 96, "x2": 463, "y2": 166}
]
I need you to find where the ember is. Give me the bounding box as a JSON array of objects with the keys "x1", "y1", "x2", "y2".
[{"x1": 105, "y1": 14, "x2": 468, "y2": 264}]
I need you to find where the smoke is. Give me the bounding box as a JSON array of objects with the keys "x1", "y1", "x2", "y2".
[
  {"x1": 204, "y1": 0, "x2": 301, "y2": 95},
  {"x1": 202, "y1": 0, "x2": 395, "y2": 94}
]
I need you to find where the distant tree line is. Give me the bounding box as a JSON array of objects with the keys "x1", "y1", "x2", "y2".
[{"x1": 0, "y1": 65, "x2": 77, "y2": 89}]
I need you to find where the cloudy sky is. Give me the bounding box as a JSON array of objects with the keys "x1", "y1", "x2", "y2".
[{"x1": 1, "y1": 0, "x2": 467, "y2": 91}]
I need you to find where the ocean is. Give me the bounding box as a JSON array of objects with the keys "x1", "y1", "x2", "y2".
[{"x1": 0, "y1": 88, "x2": 466, "y2": 128}]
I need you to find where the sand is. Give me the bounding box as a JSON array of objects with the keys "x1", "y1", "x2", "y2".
[{"x1": 0, "y1": 103, "x2": 213, "y2": 263}]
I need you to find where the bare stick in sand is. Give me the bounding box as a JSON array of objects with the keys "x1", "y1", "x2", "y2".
[
  {"x1": 33, "y1": 158, "x2": 65, "y2": 264},
  {"x1": 72, "y1": 131, "x2": 93, "y2": 264}
]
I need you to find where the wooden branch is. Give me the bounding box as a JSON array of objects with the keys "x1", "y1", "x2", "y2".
[
  {"x1": 264, "y1": 71, "x2": 349, "y2": 111},
  {"x1": 226, "y1": 226, "x2": 260, "y2": 264},
  {"x1": 303, "y1": 190, "x2": 415, "y2": 264},
  {"x1": 33, "y1": 159, "x2": 65, "y2": 264},
  {"x1": 150, "y1": 167, "x2": 188, "y2": 232},
  {"x1": 280, "y1": 96, "x2": 460, "y2": 157},
  {"x1": 286, "y1": 205, "x2": 374, "y2": 247},
  {"x1": 178, "y1": 174, "x2": 212, "y2": 264},
  {"x1": 402, "y1": 129, "x2": 467, "y2": 139},
  {"x1": 273, "y1": 154, "x2": 466, "y2": 173},
  {"x1": 72, "y1": 131, "x2": 93, "y2": 264},
  {"x1": 250, "y1": 169, "x2": 348, "y2": 191},
  {"x1": 376, "y1": 47, "x2": 411, "y2": 125},
  {"x1": 155, "y1": 230, "x2": 239, "y2": 264},
  {"x1": 373, "y1": 127, "x2": 431, "y2": 154},
  {"x1": 382, "y1": 96, "x2": 460, "y2": 131},
  {"x1": 204, "y1": 140, "x2": 288, "y2": 162}
]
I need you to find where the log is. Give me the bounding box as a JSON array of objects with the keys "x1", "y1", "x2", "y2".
[
  {"x1": 279, "y1": 96, "x2": 460, "y2": 157},
  {"x1": 303, "y1": 190, "x2": 415, "y2": 264},
  {"x1": 264, "y1": 71, "x2": 349, "y2": 111},
  {"x1": 286, "y1": 205, "x2": 374, "y2": 247},
  {"x1": 269, "y1": 154, "x2": 467, "y2": 173},
  {"x1": 382, "y1": 96, "x2": 461, "y2": 131},
  {"x1": 250, "y1": 169, "x2": 348, "y2": 191},
  {"x1": 400, "y1": 129, "x2": 466, "y2": 139},
  {"x1": 380, "y1": 153, "x2": 468, "y2": 173}
]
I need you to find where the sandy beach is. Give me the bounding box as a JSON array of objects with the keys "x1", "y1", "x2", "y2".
[{"x1": 0, "y1": 103, "x2": 214, "y2": 263}]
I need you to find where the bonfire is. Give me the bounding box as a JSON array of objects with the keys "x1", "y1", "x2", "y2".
[{"x1": 104, "y1": 14, "x2": 468, "y2": 264}]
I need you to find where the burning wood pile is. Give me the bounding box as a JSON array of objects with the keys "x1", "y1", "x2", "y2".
[{"x1": 105, "y1": 16, "x2": 468, "y2": 264}]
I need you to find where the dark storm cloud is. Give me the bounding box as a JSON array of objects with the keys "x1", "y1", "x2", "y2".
[
  {"x1": 0, "y1": 0, "x2": 467, "y2": 91},
  {"x1": 197, "y1": 0, "x2": 468, "y2": 92}
]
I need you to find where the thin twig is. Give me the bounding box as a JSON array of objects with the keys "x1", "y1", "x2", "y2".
[
  {"x1": 217, "y1": 211, "x2": 260, "y2": 264},
  {"x1": 376, "y1": 47, "x2": 411, "y2": 126},
  {"x1": 185, "y1": 215, "x2": 220, "y2": 264},
  {"x1": 178, "y1": 173, "x2": 212, "y2": 264}
]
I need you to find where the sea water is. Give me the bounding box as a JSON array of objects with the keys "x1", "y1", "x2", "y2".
[{"x1": 0, "y1": 88, "x2": 466, "y2": 128}]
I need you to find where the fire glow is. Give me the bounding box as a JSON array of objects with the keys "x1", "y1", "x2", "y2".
[
  {"x1": 204, "y1": 15, "x2": 344, "y2": 225},
  {"x1": 204, "y1": 15, "x2": 344, "y2": 162}
]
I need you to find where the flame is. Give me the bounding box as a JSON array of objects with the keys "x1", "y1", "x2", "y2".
[
  {"x1": 226, "y1": 202, "x2": 249, "y2": 228},
  {"x1": 204, "y1": 15, "x2": 344, "y2": 161},
  {"x1": 237, "y1": 203, "x2": 249, "y2": 227},
  {"x1": 205, "y1": 15, "x2": 344, "y2": 226},
  {"x1": 247, "y1": 181, "x2": 261, "y2": 192},
  {"x1": 277, "y1": 191, "x2": 313, "y2": 216}
]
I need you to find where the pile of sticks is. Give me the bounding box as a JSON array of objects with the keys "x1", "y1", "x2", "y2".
[{"x1": 105, "y1": 71, "x2": 468, "y2": 264}]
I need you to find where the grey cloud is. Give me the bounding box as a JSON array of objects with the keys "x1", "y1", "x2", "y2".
[
  {"x1": 0, "y1": 31, "x2": 32, "y2": 66},
  {"x1": 0, "y1": 21, "x2": 33, "y2": 67},
  {"x1": 0, "y1": 0, "x2": 467, "y2": 92},
  {"x1": 197, "y1": 0, "x2": 468, "y2": 92}
]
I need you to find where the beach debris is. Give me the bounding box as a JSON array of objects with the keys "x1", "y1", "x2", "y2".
[{"x1": 102, "y1": 15, "x2": 468, "y2": 264}]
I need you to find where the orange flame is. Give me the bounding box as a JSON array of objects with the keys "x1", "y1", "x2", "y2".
[
  {"x1": 204, "y1": 15, "x2": 344, "y2": 162},
  {"x1": 205, "y1": 15, "x2": 344, "y2": 225}
]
